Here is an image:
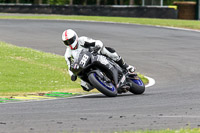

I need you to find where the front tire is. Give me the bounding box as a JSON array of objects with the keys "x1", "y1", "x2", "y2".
[
  {"x1": 128, "y1": 78, "x2": 145, "y2": 95},
  {"x1": 88, "y1": 73, "x2": 117, "y2": 97}
]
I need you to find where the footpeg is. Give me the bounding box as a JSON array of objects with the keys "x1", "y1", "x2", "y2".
[{"x1": 117, "y1": 85, "x2": 130, "y2": 93}]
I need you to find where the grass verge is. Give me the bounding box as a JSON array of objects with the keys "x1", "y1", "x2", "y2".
[
  {"x1": 0, "y1": 41, "x2": 80, "y2": 97},
  {"x1": 117, "y1": 128, "x2": 200, "y2": 133},
  {"x1": 0, "y1": 42, "x2": 148, "y2": 97},
  {"x1": 0, "y1": 14, "x2": 200, "y2": 30},
  {"x1": 120, "y1": 128, "x2": 200, "y2": 133}
]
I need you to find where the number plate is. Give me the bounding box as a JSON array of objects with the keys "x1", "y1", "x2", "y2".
[{"x1": 79, "y1": 54, "x2": 89, "y2": 67}]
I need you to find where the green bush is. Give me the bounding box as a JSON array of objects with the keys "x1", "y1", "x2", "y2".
[
  {"x1": 48, "y1": 0, "x2": 69, "y2": 5},
  {"x1": 164, "y1": 0, "x2": 196, "y2": 5}
]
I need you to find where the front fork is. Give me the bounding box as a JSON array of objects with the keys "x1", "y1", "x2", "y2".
[
  {"x1": 116, "y1": 73, "x2": 130, "y2": 93},
  {"x1": 116, "y1": 72, "x2": 138, "y2": 93}
]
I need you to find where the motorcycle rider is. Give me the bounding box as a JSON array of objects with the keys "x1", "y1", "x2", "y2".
[{"x1": 62, "y1": 29, "x2": 135, "y2": 91}]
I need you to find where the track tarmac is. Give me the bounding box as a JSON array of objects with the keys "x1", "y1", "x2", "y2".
[{"x1": 0, "y1": 19, "x2": 200, "y2": 133}]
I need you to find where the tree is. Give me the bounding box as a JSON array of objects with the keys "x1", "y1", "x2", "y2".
[
  {"x1": 129, "y1": 0, "x2": 134, "y2": 5},
  {"x1": 120, "y1": 0, "x2": 123, "y2": 5},
  {"x1": 104, "y1": 0, "x2": 107, "y2": 5},
  {"x1": 69, "y1": 0, "x2": 73, "y2": 5},
  {"x1": 96, "y1": 0, "x2": 100, "y2": 5},
  {"x1": 34, "y1": 0, "x2": 42, "y2": 4},
  {"x1": 48, "y1": 0, "x2": 69, "y2": 5},
  {"x1": 83, "y1": 0, "x2": 87, "y2": 5},
  {"x1": 114, "y1": 0, "x2": 117, "y2": 5}
]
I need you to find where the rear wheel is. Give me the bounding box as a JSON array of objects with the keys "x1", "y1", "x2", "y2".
[{"x1": 88, "y1": 72, "x2": 117, "y2": 97}]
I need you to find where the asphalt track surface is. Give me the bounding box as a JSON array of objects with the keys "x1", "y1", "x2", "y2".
[{"x1": 0, "y1": 19, "x2": 200, "y2": 133}]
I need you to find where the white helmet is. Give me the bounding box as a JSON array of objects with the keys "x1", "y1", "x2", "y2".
[{"x1": 62, "y1": 29, "x2": 78, "y2": 50}]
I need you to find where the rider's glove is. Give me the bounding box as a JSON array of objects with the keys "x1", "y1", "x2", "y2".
[
  {"x1": 126, "y1": 65, "x2": 136, "y2": 73},
  {"x1": 71, "y1": 75, "x2": 77, "y2": 81}
]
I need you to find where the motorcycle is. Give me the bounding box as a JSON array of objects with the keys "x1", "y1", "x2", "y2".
[{"x1": 70, "y1": 48, "x2": 145, "y2": 97}]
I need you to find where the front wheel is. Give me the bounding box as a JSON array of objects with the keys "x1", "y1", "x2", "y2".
[
  {"x1": 128, "y1": 78, "x2": 145, "y2": 95},
  {"x1": 88, "y1": 73, "x2": 117, "y2": 97}
]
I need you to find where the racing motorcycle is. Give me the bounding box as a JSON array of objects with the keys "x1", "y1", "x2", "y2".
[{"x1": 70, "y1": 48, "x2": 145, "y2": 97}]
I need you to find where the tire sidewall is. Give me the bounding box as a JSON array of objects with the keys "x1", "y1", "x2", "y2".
[
  {"x1": 88, "y1": 73, "x2": 117, "y2": 97},
  {"x1": 128, "y1": 78, "x2": 145, "y2": 95}
]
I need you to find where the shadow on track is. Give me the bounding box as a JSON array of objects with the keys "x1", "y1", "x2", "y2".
[{"x1": 77, "y1": 93, "x2": 148, "y2": 99}]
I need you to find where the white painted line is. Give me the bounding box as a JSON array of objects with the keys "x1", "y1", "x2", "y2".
[
  {"x1": 0, "y1": 97, "x2": 64, "y2": 105},
  {"x1": 54, "y1": 19, "x2": 200, "y2": 33},
  {"x1": 155, "y1": 25, "x2": 200, "y2": 33},
  {"x1": 159, "y1": 115, "x2": 200, "y2": 118},
  {"x1": 128, "y1": 114, "x2": 200, "y2": 118},
  {"x1": 0, "y1": 93, "x2": 103, "y2": 105},
  {"x1": 145, "y1": 76, "x2": 156, "y2": 88},
  {"x1": 67, "y1": 93, "x2": 102, "y2": 98}
]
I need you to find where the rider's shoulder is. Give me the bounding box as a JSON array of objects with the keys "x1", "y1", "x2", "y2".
[
  {"x1": 78, "y1": 36, "x2": 91, "y2": 41},
  {"x1": 78, "y1": 36, "x2": 87, "y2": 45}
]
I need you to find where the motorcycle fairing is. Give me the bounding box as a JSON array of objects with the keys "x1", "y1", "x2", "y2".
[
  {"x1": 91, "y1": 55, "x2": 119, "y2": 86},
  {"x1": 71, "y1": 49, "x2": 123, "y2": 88}
]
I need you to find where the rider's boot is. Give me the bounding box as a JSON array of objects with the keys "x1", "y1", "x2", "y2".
[
  {"x1": 81, "y1": 80, "x2": 94, "y2": 92},
  {"x1": 100, "y1": 46, "x2": 135, "y2": 73},
  {"x1": 115, "y1": 57, "x2": 135, "y2": 73},
  {"x1": 115, "y1": 58, "x2": 135, "y2": 93},
  {"x1": 118, "y1": 85, "x2": 130, "y2": 94}
]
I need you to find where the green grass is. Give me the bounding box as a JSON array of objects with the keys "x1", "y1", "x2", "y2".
[
  {"x1": 137, "y1": 73, "x2": 148, "y2": 85},
  {"x1": 0, "y1": 41, "x2": 81, "y2": 96},
  {"x1": 118, "y1": 128, "x2": 200, "y2": 133},
  {"x1": 0, "y1": 42, "x2": 148, "y2": 97},
  {"x1": 0, "y1": 14, "x2": 200, "y2": 30}
]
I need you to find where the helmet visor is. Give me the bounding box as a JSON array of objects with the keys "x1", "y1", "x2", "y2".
[{"x1": 64, "y1": 35, "x2": 76, "y2": 46}]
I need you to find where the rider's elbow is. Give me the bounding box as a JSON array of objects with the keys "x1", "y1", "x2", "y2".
[{"x1": 95, "y1": 40, "x2": 103, "y2": 48}]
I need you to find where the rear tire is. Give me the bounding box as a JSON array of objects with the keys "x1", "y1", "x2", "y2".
[{"x1": 88, "y1": 73, "x2": 117, "y2": 97}]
